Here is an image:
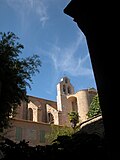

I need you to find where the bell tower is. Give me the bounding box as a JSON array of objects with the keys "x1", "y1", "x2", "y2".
[
  {"x1": 56, "y1": 77, "x2": 74, "y2": 125},
  {"x1": 57, "y1": 77, "x2": 74, "y2": 111}
]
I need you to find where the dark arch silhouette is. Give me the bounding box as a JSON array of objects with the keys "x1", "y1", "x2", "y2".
[{"x1": 64, "y1": 0, "x2": 119, "y2": 158}]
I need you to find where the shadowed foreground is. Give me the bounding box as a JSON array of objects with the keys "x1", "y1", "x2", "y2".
[{"x1": 0, "y1": 131, "x2": 108, "y2": 160}]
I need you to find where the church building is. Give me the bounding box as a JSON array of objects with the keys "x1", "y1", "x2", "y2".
[
  {"x1": 15, "y1": 76, "x2": 97, "y2": 126},
  {"x1": 3, "y1": 77, "x2": 97, "y2": 146}
]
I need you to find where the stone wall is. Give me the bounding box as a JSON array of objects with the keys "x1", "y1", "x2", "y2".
[
  {"x1": 1, "y1": 115, "x2": 104, "y2": 147},
  {"x1": 2, "y1": 118, "x2": 53, "y2": 146},
  {"x1": 79, "y1": 115, "x2": 104, "y2": 137}
]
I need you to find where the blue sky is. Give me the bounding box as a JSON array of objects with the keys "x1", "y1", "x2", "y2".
[{"x1": 0, "y1": 0, "x2": 97, "y2": 101}]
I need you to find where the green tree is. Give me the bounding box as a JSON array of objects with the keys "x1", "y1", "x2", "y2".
[
  {"x1": 46, "y1": 125, "x2": 73, "y2": 144},
  {"x1": 0, "y1": 32, "x2": 41, "y2": 130},
  {"x1": 68, "y1": 111, "x2": 79, "y2": 129},
  {"x1": 87, "y1": 94, "x2": 102, "y2": 118}
]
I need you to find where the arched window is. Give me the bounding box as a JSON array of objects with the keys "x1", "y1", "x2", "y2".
[
  {"x1": 28, "y1": 108, "x2": 33, "y2": 121},
  {"x1": 68, "y1": 86, "x2": 71, "y2": 94},
  {"x1": 48, "y1": 112, "x2": 54, "y2": 124},
  {"x1": 63, "y1": 85, "x2": 66, "y2": 94}
]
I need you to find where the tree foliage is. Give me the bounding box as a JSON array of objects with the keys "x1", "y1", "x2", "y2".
[
  {"x1": 46, "y1": 125, "x2": 73, "y2": 144},
  {"x1": 0, "y1": 32, "x2": 41, "y2": 130},
  {"x1": 87, "y1": 94, "x2": 102, "y2": 118},
  {"x1": 68, "y1": 111, "x2": 79, "y2": 129}
]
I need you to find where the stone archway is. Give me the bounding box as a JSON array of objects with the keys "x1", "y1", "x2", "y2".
[
  {"x1": 67, "y1": 96, "x2": 78, "y2": 112},
  {"x1": 46, "y1": 104, "x2": 59, "y2": 125}
]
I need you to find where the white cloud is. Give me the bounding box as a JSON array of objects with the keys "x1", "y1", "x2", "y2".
[
  {"x1": 49, "y1": 33, "x2": 94, "y2": 77},
  {"x1": 6, "y1": 0, "x2": 49, "y2": 27},
  {"x1": 30, "y1": 31, "x2": 94, "y2": 78}
]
